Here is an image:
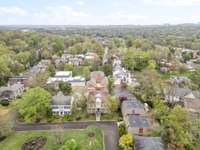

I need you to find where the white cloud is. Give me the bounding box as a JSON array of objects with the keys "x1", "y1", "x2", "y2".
[
  {"x1": 30, "y1": 5, "x2": 92, "y2": 25},
  {"x1": 104, "y1": 11, "x2": 148, "y2": 24},
  {"x1": 142, "y1": 0, "x2": 200, "y2": 6},
  {"x1": 0, "y1": 6, "x2": 27, "y2": 16},
  {"x1": 76, "y1": 0, "x2": 85, "y2": 6}
]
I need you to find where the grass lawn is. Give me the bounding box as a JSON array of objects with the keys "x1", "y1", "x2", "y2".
[{"x1": 0, "y1": 127, "x2": 103, "y2": 150}]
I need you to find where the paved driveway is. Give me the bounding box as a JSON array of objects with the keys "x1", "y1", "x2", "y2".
[{"x1": 14, "y1": 121, "x2": 119, "y2": 150}]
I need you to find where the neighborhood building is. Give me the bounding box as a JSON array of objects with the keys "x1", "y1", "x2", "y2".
[
  {"x1": 121, "y1": 100, "x2": 146, "y2": 117},
  {"x1": 51, "y1": 91, "x2": 74, "y2": 116},
  {"x1": 47, "y1": 71, "x2": 85, "y2": 87},
  {"x1": 61, "y1": 53, "x2": 85, "y2": 66},
  {"x1": 125, "y1": 114, "x2": 150, "y2": 135},
  {"x1": 0, "y1": 83, "x2": 24, "y2": 100},
  {"x1": 134, "y1": 136, "x2": 165, "y2": 150},
  {"x1": 9, "y1": 60, "x2": 50, "y2": 86},
  {"x1": 168, "y1": 76, "x2": 190, "y2": 85},
  {"x1": 183, "y1": 91, "x2": 200, "y2": 113},
  {"x1": 164, "y1": 87, "x2": 192, "y2": 103},
  {"x1": 52, "y1": 52, "x2": 99, "y2": 67},
  {"x1": 86, "y1": 71, "x2": 109, "y2": 117},
  {"x1": 112, "y1": 56, "x2": 139, "y2": 87}
]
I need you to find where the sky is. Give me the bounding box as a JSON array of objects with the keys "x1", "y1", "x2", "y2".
[{"x1": 0, "y1": 0, "x2": 200, "y2": 25}]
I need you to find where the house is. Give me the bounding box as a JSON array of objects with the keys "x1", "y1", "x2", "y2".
[
  {"x1": 121, "y1": 100, "x2": 146, "y2": 117},
  {"x1": 183, "y1": 91, "x2": 200, "y2": 113},
  {"x1": 47, "y1": 71, "x2": 85, "y2": 87},
  {"x1": 125, "y1": 114, "x2": 150, "y2": 135},
  {"x1": 164, "y1": 87, "x2": 192, "y2": 103},
  {"x1": 112, "y1": 57, "x2": 139, "y2": 87},
  {"x1": 169, "y1": 76, "x2": 190, "y2": 85},
  {"x1": 51, "y1": 91, "x2": 74, "y2": 116},
  {"x1": 134, "y1": 136, "x2": 165, "y2": 150},
  {"x1": 0, "y1": 83, "x2": 24, "y2": 100},
  {"x1": 85, "y1": 52, "x2": 98, "y2": 61},
  {"x1": 61, "y1": 54, "x2": 85, "y2": 66},
  {"x1": 9, "y1": 60, "x2": 50, "y2": 86},
  {"x1": 113, "y1": 87, "x2": 136, "y2": 101},
  {"x1": 47, "y1": 71, "x2": 73, "y2": 83},
  {"x1": 86, "y1": 71, "x2": 109, "y2": 114}
]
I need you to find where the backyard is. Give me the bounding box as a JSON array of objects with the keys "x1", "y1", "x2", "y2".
[{"x1": 0, "y1": 127, "x2": 103, "y2": 150}]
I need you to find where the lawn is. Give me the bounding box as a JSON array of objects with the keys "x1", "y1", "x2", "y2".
[{"x1": 0, "y1": 127, "x2": 103, "y2": 150}]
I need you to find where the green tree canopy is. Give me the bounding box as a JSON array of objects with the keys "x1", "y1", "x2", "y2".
[
  {"x1": 58, "y1": 139, "x2": 79, "y2": 150},
  {"x1": 18, "y1": 87, "x2": 51, "y2": 122},
  {"x1": 119, "y1": 133, "x2": 134, "y2": 150},
  {"x1": 59, "y1": 81, "x2": 72, "y2": 95}
]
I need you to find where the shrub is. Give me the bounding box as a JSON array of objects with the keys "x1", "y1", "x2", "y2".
[
  {"x1": 0, "y1": 99, "x2": 9, "y2": 106},
  {"x1": 118, "y1": 123, "x2": 127, "y2": 137}
]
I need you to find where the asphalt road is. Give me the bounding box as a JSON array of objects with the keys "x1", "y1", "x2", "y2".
[{"x1": 14, "y1": 121, "x2": 119, "y2": 150}]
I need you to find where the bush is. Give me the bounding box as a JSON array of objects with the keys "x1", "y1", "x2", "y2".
[
  {"x1": 118, "y1": 123, "x2": 127, "y2": 137},
  {"x1": 0, "y1": 99, "x2": 9, "y2": 106},
  {"x1": 63, "y1": 114, "x2": 72, "y2": 121}
]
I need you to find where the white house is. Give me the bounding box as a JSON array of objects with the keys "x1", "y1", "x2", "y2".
[
  {"x1": 112, "y1": 57, "x2": 139, "y2": 87},
  {"x1": 51, "y1": 91, "x2": 74, "y2": 116},
  {"x1": 47, "y1": 71, "x2": 85, "y2": 87}
]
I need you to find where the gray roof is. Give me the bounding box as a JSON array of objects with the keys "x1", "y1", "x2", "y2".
[
  {"x1": 52, "y1": 92, "x2": 72, "y2": 105},
  {"x1": 0, "y1": 83, "x2": 23, "y2": 93},
  {"x1": 176, "y1": 88, "x2": 192, "y2": 98},
  {"x1": 113, "y1": 88, "x2": 136, "y2": 100},
  {"x1": 128, "y1": 115, "x2": 150, "y2": 128},
  {"x1": 122, "y1": 100, "x2": 144, "y2": 109},
  {"x1": 135, "y1": 136, "x2": 165, "y2": 150}
]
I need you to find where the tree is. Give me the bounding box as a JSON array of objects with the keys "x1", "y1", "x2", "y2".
[
  {"x1": 106, "y1": 96, "x2": 119, "y2": 113},
  {"x1": 101, "y1": 64, "x2": 112, "y2": 76},
  {"x1": 59, "y1": 81, "x2": 72, "y2": 95},
  {"x1": 30, "y1": 70, "x2": 50, "y2": 88},
  {"x1": 52, "y1": 37, "x2": 65, "y2": 53},
  {"x1": 162, "y1": 106, "x2": 192, "y2": 148},
  {"x1": 0, "y1": 55, "x2": 11, "y2": 85},
  {"x1": 190, "y1": 117, "x2": 200, "y2": 149},
  {"x1": 189, "y1": 67, "x2": 200, "y2": 90},
  {"x1": 147, "y1": 59, "x2": 156, "y2": 70},
  {"x1": 122, "y1": 49, "x2": 150, "y2": 71},
  {"x1": 64, "y1": 63, "x2": 74, "y2": 71},
  {"x1": 18, "y1": 87, "x2": 51, "y2": 122},
  {"x1": 133, "y1": 69, "x2": 165, "y2": 102},
  {"x1": 58, "y1": 139, "x2": 79, "y2": 150},
  {"x1": 119, "y1": 133, "x2": 134, "y2": 150},
  {"x1": 16, "y1": 51, "x2": 31, "y2": 66},
  {"x1": 152, "y1": 97, "x2": 169, "y2": 123},
  {"x1": 118, "y1": 123, "x2": 127, "y2": 137},
  {"x1": 107, "y1": 76, "x2": 114, "y2": 94}
]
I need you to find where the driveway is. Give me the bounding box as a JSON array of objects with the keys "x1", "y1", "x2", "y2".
[{"x1": 14, "y1": 121, "x2": 119, "y2": 150}]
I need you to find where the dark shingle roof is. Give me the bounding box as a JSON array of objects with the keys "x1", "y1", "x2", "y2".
[
  {"x1": 128, "y1": 115, "x2": 150, "y2": 128},
  {"x1": 113, "y1": 88, "x2": 136, "y2": 100},
  {"x1": 135, "y1": 136, "x2": 165, "y2": 150},
  {"x1": 123, "y1": 100, "x2": 144, "y2": 109}
]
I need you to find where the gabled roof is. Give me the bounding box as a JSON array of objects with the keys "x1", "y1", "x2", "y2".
[
  {"x1": 122, "y1": 100, "x2": 144, "y2": 109},
  {"x1": 127, "y1": 115, "x2": 150, "y2": 128},
  {"x1": 135, "y1": 136, "x2": 165, "y2": 150},
  {"x1": 113, "y1": 88, "x2": 135, "y2": 100},
  {"x1": 52, "y1": 92, "x2": 72, "y2": 105}
]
